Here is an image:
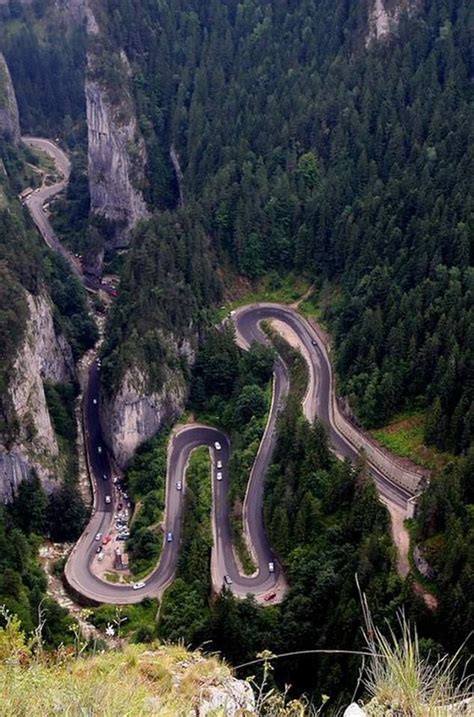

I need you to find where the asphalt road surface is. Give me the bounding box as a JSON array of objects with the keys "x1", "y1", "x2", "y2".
[{"x1": 25, "y1": 137, "x2": 418, "y2": 605}]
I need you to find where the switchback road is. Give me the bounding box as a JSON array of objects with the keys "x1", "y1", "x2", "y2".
[{"x1": 25, "y1": 137, "x2": 424, "y2": 605}]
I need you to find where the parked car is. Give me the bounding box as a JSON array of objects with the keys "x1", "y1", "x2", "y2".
[
  {"x1": 102, "y1": 535, "x2": 111, "y2": 545},
  {"x1": 264, "y1": 592, "x2": 276, "y2": 602},
  {"x1": 95, "y1": 532, "x2": 102, "y2": 542},
  {"x1": 214, "y1": 441, "x2": 222, "y2": 451},
  {"x1": 95, "y1": 546, "x2": 102, "y2": 554},
  {"x1": 133, "y1": 581, "x2": 146, "y2": 590},
  {"x1": 97, "y1": 553, "x2": 104, "y2": 562}
]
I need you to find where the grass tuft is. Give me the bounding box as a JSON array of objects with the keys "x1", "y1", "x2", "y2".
[{"x1": 360, "y1": 588, "x2": 472, "y2": 715}]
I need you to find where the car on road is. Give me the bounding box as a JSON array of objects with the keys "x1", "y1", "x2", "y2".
[
  {"x1": 217, "y1": 460, "x2": 223, "y2": 469},
  {"x1": 224, "y1": 574, "x2": 233, "y2": 585},
  {"x1": 93, "y1": 398, "x2": 98, "y2": 405},
  {"x1": 133, "y1": 581, "x2": 146, "y2": 590},
  {"x1": 268, "y1": 561, "x2": 275, "y2": 573},
  {"x1": 214, "y1": 441, "x2": 222, "y2": 450},
  {"x1": 264, "y1": 592, "x2": 276, "y2": 602},
  {"x1": 216, "y1": 471, "x2": 223, "y2": 481},
  {"x1": 105, "y1": 495, "x2": 111, "y2": 504},
  {"x1": 97, "y1": 446, "x2": 102, "y2": 454},
  {"x1": 95, "y1": 532, "x2": 102, "y2": 541},
  {"x1": 166, "y1": 531, "x2": 173, "y2": 542},
  {"x1": 95, "y1": 546, "x2": 102, "y2": 554},
  {"x1": 102, "y1": 474, "x2": 108, "y2": 481},
  {"x1": 102, "y1": 535, "x2": 111, "y2": 545},
  {"x1": 311, "y1": 339, "x2": 317, "y2": 346},
  {"x1": 176, "y1": 481, "x2": 182, "y2": 491}
]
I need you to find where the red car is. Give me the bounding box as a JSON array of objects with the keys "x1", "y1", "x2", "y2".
[
  {"x1": 101, "y1": 535, "x2": 111, "y2": 546},
  {"x1": 264, "y1": 592, "x2": 276, "y2": 602}
]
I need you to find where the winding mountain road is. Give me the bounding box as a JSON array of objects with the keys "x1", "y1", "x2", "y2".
[{"x1": 24, "y1": 137, "x2": 424, "y2": 605}]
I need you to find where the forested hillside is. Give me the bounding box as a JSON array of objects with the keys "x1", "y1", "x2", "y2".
[{"x1": 94, "y1": 0, "x2": 473, "y2": 454}]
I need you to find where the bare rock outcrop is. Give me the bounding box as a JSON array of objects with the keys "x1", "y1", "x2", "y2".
[
  {"x1": 101, "y1": 366, "x2": 187, "y2": 468},
  {"x1": 85, "y1": 1, "x2": 149, "y2": 252},
  {"x1": 366, "y1": 0, "x2": 420, "y2": 45},
  {"x1": 0, "y1": 52, "x2": 20, "y2": 146},
  {"x1": 0, "y1": 292, "x2": 75, "y2": 502}
]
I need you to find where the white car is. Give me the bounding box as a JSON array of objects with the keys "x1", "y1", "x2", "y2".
[
  {"x1": 268, "y1": 561, "x2": 275, "y2": 573},
  {"x1": 97, "y1": 553, "x2": 104, "y2": 562},
  {"x1": 224, "y1": 574, "x2": 233, "y2": 585},
  {"x1": 217, "y1": 460, "x2": 223, "y2": 469},
  {"x1": 93, "y1": 398, "x2": 98, "y2": 405},
  {"x1": 214, "y1": 441, "x2": 222, "y2": 451},
  {"x1": 95, "y1": 532, "x2": 102, "y2": 542},
  {"x1": 97, "y1": 446, "x2": 102, "y2": 454},
  {"x1": 167, "y1": 532, "x2": 173, "y2": 542},
  {"x1": 216, "y1": 471, "x2": 223, "y2": 481},
  {"x1": 176, "y1": 481, "x2": 182, "y2": 491},
  {"x1": 133, "y1": 581, "x2": 146, "y2": 590},
  {"x1": 105, "y1": 495, "x2": 111, "y2": 504}
]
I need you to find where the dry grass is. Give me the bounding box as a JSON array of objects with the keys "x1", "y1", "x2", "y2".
[
  {"x1": 360, "y1": 591, "x2": 473, "y2": 716},
  {"x1": 0, "y1": 610, "x2": 233, "y2": 717}
]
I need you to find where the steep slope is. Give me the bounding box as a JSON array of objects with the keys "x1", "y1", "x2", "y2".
[
  {"x1": 0, "y1": 52, "x2": 20, "y2": 145},
  {"x1": 85, "y1": 3, "x2": 149, "y2": 259},
  {"x1": 1, "y1": 292, "x2": 75, "y2": 501},
  {"x1": 100, "y1": 211, "x2": 220, "y2": 465},
  {"x1": 0, "y1": 125, "x2": 95, "y2": 500}
]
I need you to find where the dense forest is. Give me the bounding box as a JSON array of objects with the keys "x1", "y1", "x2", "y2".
[
  {"x1": 92, "y1": 0, "x2": 473, "y2": 454},
  {"x1": 0, "y1": 1, "x2": 87, "y2": 141}
]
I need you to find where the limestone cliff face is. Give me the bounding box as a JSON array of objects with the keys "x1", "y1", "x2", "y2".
[
  {"x1": 86, "y1": 73, "x2": 149, "y2": 247},
  {"x1": 85, "y1": 0, "x2": 149, "y2": 253},
  {"x1": 0, "y1": 292, "x2": 75, "y2": 502},
  {"x1": 0, "y1": 52, "x2": 20, "y2": 146},
  {"x1": 366, "y1": 0, "x2": 420, "y2": 45},
  {"x1": 101, "y1": 363, "x2": 188, "y2": 468}
]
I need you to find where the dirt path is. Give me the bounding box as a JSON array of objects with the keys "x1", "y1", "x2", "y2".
[
  {"x1": 380, "y1": 499, "x2": 410, "y2": 576},
  {"x1": 290, "y1": 284, "x2": 315, "y2": 309}
]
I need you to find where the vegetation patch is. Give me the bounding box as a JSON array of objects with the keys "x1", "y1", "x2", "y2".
[
  {"x1": 216, "y1": 271, "x2": 313, "y2": 322},
  {"x1": 125, "y1": 429, "x2": 171, "y2": 577},
  {"x1": 371, "y1": 410, "x2": 454, "y2": 471},
  {"x1": 91, "y1": 599, "x2": 159, "y2": 643}
]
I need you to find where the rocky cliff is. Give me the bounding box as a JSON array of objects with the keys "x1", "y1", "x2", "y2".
[
  {"x1": 0, "y1": 52, "x2": 20, "y2": 145},
  {"x1": 85, "y1": 4, "x2": 149, "y2": 253},
  {"x1": 0, "y1": 292, "x2": 75, "y2": 502},
  {"x1": 101, "y1": 364, "x2": 187, "y2": 468}
]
